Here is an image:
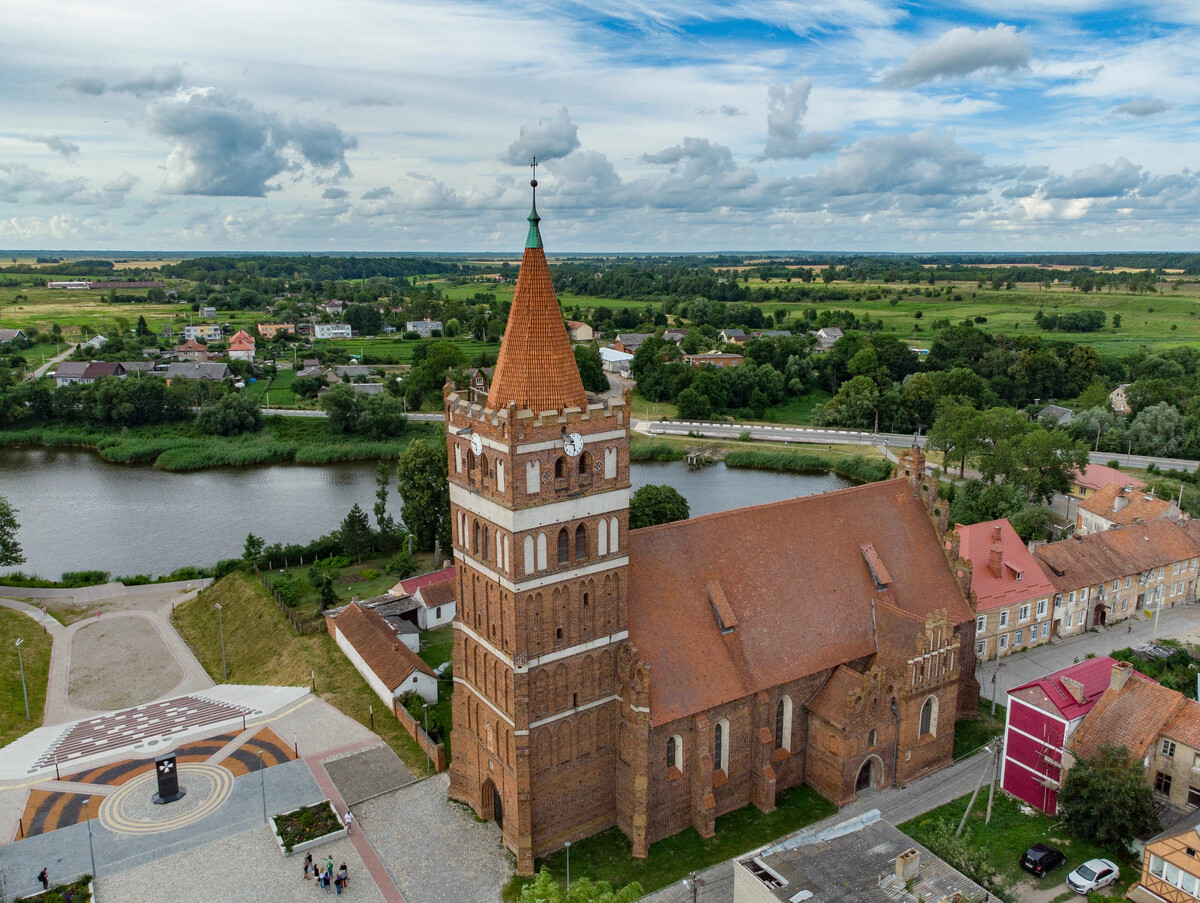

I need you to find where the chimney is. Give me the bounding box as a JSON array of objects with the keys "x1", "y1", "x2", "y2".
[
  {"x1": 1111, "y1": 660, "x2": 1133, "y2": 692},
  {"x1": 989, "y1": 545, "x2": 1003, "y2": 578},
  {"x1": 992, "y1": 524, "x2": 1003, "y2": 542},
  {"x1": 1114, "y1": 494, "x2": 1129, "y2": 512},
  {"x1": 896, "y1": 848, "x2": 920, "y2": 883}
]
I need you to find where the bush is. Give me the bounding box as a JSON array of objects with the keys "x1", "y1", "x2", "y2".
[
  {"x1": 209, "y1": 558, "x2": 246, "y2": 580},
  {"x1": 360, "y1": 568, "x2": 379, "y2": 579},
  {"x1": 60, "y1": 570, "x2": 111, "y2": 587},
  {"x1": 273, "y1": 800, "x2": 342, "y2": 854},
  {"x1": 386, "y1": 549, "x2": 418, "y2": 578},
  {"x1": 629, "y1": 438, "x2": 686, "y2": 461}
]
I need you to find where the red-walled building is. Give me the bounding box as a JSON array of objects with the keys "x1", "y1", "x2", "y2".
[{"x1": 1001, "y1": 657, "x2": 1120, "y2": 814}]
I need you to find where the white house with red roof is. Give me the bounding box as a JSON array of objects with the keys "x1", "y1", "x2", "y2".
[
  {"x1": 227, "y1": 329, "x2": 256, "y2": 363},
  {"x1": 1001, "y1": 656, "x2": 1121, "y2": 814},
  {"x1": 390, "y1": 565, "x2": 456, "y2": 630},
  {"x1": 956, "y1": 519, "x2": 1058, "y2": 661}
]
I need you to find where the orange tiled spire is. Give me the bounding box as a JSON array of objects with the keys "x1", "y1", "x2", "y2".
[{"x1": 486, "y1": 170, "x2": 587, "y2": 413}]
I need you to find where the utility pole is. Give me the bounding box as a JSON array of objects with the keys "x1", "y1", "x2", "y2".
[
  {"x1": 956, "y1": 744, "x2": 993, "y2": 836},
  {"x1": 985, "y1": 739, "x2": 1002, "y2": 825},
  {"x1": 214, "y1": 603, "x2": 227, "y2": 680},
  {"x1": 15, "y1": 639, "x2": 29, "y2": 720},
  {"x1": 990, "y1": 660, "x2": 1002, "y2": 716}
]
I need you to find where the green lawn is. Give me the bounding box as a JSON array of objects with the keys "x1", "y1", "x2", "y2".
[
  {"x1": 416, "y1": 624, "x2": 454, "y2": 760},
  {"x1": 263, "y1": 551, "x2": 438, "y2": 625},
  {"x1": 171, "y1": 571, "x2": 436, "y2": 777},
  {"x1": 758, "y1": 389, "x2": 832, "y2": 425},
  {"x1": 0, "y1": 608, "x2": 52, "y2": 748},
  {"x1": 503, "y1": 784, "x2": 836, "y2": 901},
  {"x1": 264, "y1": 368, "x2": 296, "y2": 407},
  {"x1": 953, "y1": 702, "x2": 1006, "y2": 761},
  {"x1": 900, "y1": 789, "x2": 1136, "y2": 901},
  {"x1": 313, "y1": 335, "x2": 497, "y2": 365}
]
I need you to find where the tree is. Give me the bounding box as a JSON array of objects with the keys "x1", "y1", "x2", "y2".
[
  {"x1": 1130, "y1": 402, "x2": 1187, "y2": 457},
  {"x1": 0, "y1": 496, "x2": 24, "y2": 566},
  {"x1": 574, "y1": 344, "x2": 608, "y2": 393},
  {"x1": 196, "y1": 392, "x2": 263, "y2": 436},
  {"x1": 927, "y1": 398, "x2": 980, "y2": 478},
  {"x1": 357, "y1": 392, "x2": 408, "y2": 440},
  {"x1": 243, "y1": 533, "x2": 264, "y2": 563},
  {"x1": 374, "y1": 461, "x2": 395, "y2": 534},
  {"x1": 629, "y1": 484, "x2": 690, "y2": 529},
  {"x1": 320, "y1": 383, "x2": 364, "y2": 434},
  {"x1": 340, "y1": 504, "x2": 374, "y2": 560},
  {"x1": 1059, "y1": 741, "x2": 1158, "y2": 848},
  {"x1": 395, "y1": 436, "x2": 450, "y2": 552},
  {"x1": 982, "y1": 427, "x2": 1090, "y2": 504},
  {"x1": 519, "y1": 867, "x2": 642, "y2": 903}
]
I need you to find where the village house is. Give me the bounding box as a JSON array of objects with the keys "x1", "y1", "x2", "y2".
[
  {"x1": 957, "y1": 519, "x2": 1057, "y2": 661},
  {"x1": 405, "y1": 318, "x2": 443, "y2": 337},
  {"x1": 442, "y1": 192, "x2": 980, "y2": 874},
  {"x1": 685, "y1": 351, "x2": 744, "y2": 368},
  {"x1": 78, "y1": 361, "x2": 126, "y2": 384},
  {"x1": 164, "y1": 362, "x2": 232, "y2": 383},
  {"x1": 1068, "y1": 660, "x2": 1200, "y2": 814},
  {"x1": 53, "y1": 361, "x2": 88, "y2": 387},
  {"x1": 227, "y1": 330, "x2": 256, "y2": 363},
  {"x1": 183, "y1": 323, "x2": 222, "y2": 343},
  {"x1": 326, "y1": 602, "x2": 438, "y2": 705},
  {"x1": 1068, "y1": 463, "x2": 1146, "y2": 500},
  {"x1": 613, "y1": 332, "x2": 652, "y2": 354},
  {"x1": 256, "y1": 323, "x2": 293, "y2": 340},
  {"x1": 1076, "y1": 481, "x2": 1181, "y2": 535},
  {"x1": 295, "y1": 365, "x2": 325, "y2": 380},
  {"x1": 174, "y1": 339, "x2": 208, "y2": 362},
  {"x1": 1036, "y1": 403, "x2": 1075, "y2": 426},
  {"x1": 566, "y1": 321, "x2": 593, "y2": 342},
  {"x1": 812, "y1": 326, "x2": 843, "y2": 351},
  {"x1": 1131, "y1": 808, "x2": 1200, "y2": 903},
  {"x1": 1034, "y1": 520, "x2": 1200, "y2": 633},
  {"x1": 332, "y1": 364, "x2": 370, "y2": 381},
  {"x1": 1111, "y1": 383, "x2": 1133, "y2": 415},
  {"x1": 1000, "y1": 656, "x2": 1118, "y2": 815},
  {"x1": 0, "y1": 328, "x2": 29, "y2": 343},
  {"x1": 599, "y1": 347, "x2": 633, "y2": 376},
  {"x1": 81, "y1": 335, "x2": 107, "y2": 350},
  {"x1": 198, "y1": 305, "x2": 217, "y2": 318},
  {"x1": 313, "y1": 323, "x2": 352, "y2": 339},
  {"x1": 390, "y1": 565, "x2": 457, "y2": 630},
  {"x1": 662, "y1": 328, "x2": 687, "y2": 344},
  {"x1": 719, "y1": 328, "x2": 748, "y2": 344},
  {"x1": 463, "y1": 367, "x2": 492, "y2": 405}
]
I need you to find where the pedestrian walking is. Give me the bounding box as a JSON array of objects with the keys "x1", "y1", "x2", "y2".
[
  {"x1": 334, "y1": 873, "x2": 343, "y2": 895},
  {"x1": 304, "y1": 852, "x2": 314, "y2": 880},
  {"x1": 338, "y1": 863, "x2": 349, "y2": 890},
  {"x1": 37, "y1": 868, "x2": 49, "y2": 890},
  {"x1": 343, "y1": 810, "x2": 354, "y2": 835}
]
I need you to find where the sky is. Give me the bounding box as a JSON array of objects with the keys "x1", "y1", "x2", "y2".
[{"x1": 2, "y1": 0, "x2": 1199, "y2": 252}]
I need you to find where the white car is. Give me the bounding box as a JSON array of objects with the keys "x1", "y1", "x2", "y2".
[{"x1": 1066, "y1": 858, "x2": 1119, "y2": 894}]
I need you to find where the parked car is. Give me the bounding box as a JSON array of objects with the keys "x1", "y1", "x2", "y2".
[
  {"x1": 1066, "y1": 858, "x2": 1119, "y2": 894},
  {"x1": 1020, "y1": 843, "x2": 1066, "y2": 877}
]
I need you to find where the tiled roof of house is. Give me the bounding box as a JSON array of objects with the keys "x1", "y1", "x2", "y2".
[
  {"x1": 486, "y1": 204, "x2": 587, "y2": 414},
  {"x1": 175, "y1": 339, "x2": 207, "y2": 352},
  {"x1": 415, "y1": 578, "x2": 456, "y2": 610},
  {"x1": 332, "y1": 603, "x2": 435, "y2": 689},
  {"x1": 1069, "y1": 671, "x2": 1184, "y2": 761},
  {"x1": 82, "y1": 361, "x2": 124, "y2": 379},
  {"x1": 1163, "y1": 699, "x2": 1200, "y2": 750},
  {"x1": 806, "y1": 665, "x2": 867, "y2": 730},
  {"x1": 1007, "y1": 656, "x2": 1120, "y2": 721},
  {"x1": 394, "y1": 566, "x2": 455, "y2": 598},
  {"x1": 1035, "y1": 520, "x2": 1200, "y2": 591},
  {"x1": 1072, "y1": 464, "x2": 1146, "y2": 493},
  {"x1": 1079, "y1": 482, "x2": 1174, "y2": 525},
  {"x1": 54, "y1": 362, "x2": 88, "y2": 378},
  {"x1": 627, "y1": 478, "x2": 973, "y2": 726},
  {"x1": 229, "y1": 329, "x2": 255, "y2": 344},
  {"x1": 957, "y1": 519, "x2": 1057, "y2": 612}
]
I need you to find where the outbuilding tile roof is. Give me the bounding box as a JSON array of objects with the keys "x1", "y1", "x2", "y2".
[
  {"x1": 394, "y1": 566, "x2": 455, "y2": 598},
  {"x1": 1035, "y1": 520, "x2": 1200, "y2": 592},
  {"x1": 957, "y1": 519, "x2": 1057, "y2": 612},
  {"x1": 486, "y1": 235, "x2": 587, "y2": 414},
  {"x1": 332, "y1": 603, "x2": 435, "y2": 690},
  {"x1": 1079, "y1": 482, "x2": 1174, "y2": 525},
  {"x1": 628, "y1": 478, "x2": 973, "y2": 726},
  {"x1": 1069, "y1": 672, "x2": 1184, "y2": 761},
  {"x1": 1007, "y1": 656, "x2": 1120, "y2": 721},
  {"x1": 1072, "y1": 464, "x2": 1146, "y2": 493}
]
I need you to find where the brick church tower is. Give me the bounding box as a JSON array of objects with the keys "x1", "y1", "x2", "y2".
[{"x1": 446, "y1": 174, "x2": 632, "y2": 875}]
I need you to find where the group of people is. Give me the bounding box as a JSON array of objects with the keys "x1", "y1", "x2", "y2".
[{"x1": 304, "y1": 853, "x2": 350, "y2": 894}]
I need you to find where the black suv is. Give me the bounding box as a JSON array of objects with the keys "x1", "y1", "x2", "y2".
[{"x1": 1020, "y1": 843, "x2": 1067, "y2": 877}]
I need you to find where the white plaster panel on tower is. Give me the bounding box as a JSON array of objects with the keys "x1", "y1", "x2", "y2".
[
  {"x1": 498, "y1": 460, "x2": 505, "y2": 492},
  {"x1": 455, "y1": 443, "x2": 463, "y2": 473},
  {"x1": 450, "y1": 483, "x2": 629, "y2": 533},
  {"x1": 526, "y1": 460, "x2": 540, "y2": 494},
  {"x1": 604, "y1": 447, "x2": 617, "y2": 479}
]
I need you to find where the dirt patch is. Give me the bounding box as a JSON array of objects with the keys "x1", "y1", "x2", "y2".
[{"x1": 68, "y1": 617, "x2": 183, "y2": 710}]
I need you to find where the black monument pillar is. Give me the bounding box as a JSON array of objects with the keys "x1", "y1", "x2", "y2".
[{"x1": 152, "y1": 752, "x2": 186, "y2": 804}]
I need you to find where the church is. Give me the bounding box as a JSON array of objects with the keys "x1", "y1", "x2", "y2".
[{"x1": 445, "y1": 181, "x2": 980, "y2": 876}]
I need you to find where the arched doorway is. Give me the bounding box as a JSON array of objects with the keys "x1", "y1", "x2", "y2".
[
  {"x1": 1094, "y1": 603, "x2": 1107, "y2": 627},
  {"x1": 856, "y1": 756, "x2": 882, "y2": 793},
  {"x1": 481, "y1": 778, "x2": 503, "y2": 829}
]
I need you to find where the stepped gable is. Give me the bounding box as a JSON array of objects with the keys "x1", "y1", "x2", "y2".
[
  {"x1": 627, "y1": 477, "x2": 974, "y2": 726},
  {"x1": 485, "y1": 187, "x2": 586, "y2": 414}
]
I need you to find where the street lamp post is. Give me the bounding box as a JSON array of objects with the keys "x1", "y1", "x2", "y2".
[
  {"x1": 214, "y1": 603, "x2": 227, "y2": 681},
  {"x1": 685, "y1": 871, "x2": 703, "y2": 903},
  {"x1": 565, "y1": 841, "x2": 571, "y2": 894},
  {"x1": 257, "y1": 749, "x2": 267, "y2": 824},
  {"x1": 15, "y1": 639, "x2": 29, "y2": 721},
  {"x1": 85, "y1": 797, "x2": 97, "y2": 877}
]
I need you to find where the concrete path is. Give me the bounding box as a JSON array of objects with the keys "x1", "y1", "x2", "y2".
[{"x1": 27, "y1": 344, "x2": 77, "y2": 381}]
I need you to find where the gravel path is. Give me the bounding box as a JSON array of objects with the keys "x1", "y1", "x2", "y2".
[{"x1": 68, "y1": 617, "x2": 183, "y2": 710}]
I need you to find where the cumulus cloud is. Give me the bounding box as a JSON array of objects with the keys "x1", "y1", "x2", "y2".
[
  {"x1": 148, "y1": 87, "x2": 357, "y2": 196},
  {"x1": 1110, "y1": 97, "x2": 1171, "y2": 118},
  {"x1": 759, "y1": 80, "x2": 837, "y2": 160},
  {"x1": 0, "y1": 163, "x2": 136, "y2": 208},
  {"x1": 322, "y1": 187, "x2": 349, "y2": 199},
  {"x1": 501, "y1": 108, "x2": 580, "y2": 165},
  {"x1": 58, "y1": 66, "x2": 183, "y2": 97},
  {"x1": 360, "y1": 186, "x2": 393, "y2": 200},
  {"x1": 882, "y1": 24, "x2": 1029, "y2": 88},
  {"x1": 1040, "y1": 157, "x2": 1143, "y2": 198},
  {"x1": 24, "y1": 134, "x2": 80, "y2": 160}
]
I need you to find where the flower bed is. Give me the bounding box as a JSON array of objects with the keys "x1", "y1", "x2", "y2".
[
  {"x1": 271, "y1": 800, "x2": 346, "y2": 855},
  {"x1": 18, "y1": 876, "x2": 93, "y2": 902}
]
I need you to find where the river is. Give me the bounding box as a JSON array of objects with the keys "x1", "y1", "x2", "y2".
[{"x1": 0, "y1": 448, "x2": 850, "y2": 579}]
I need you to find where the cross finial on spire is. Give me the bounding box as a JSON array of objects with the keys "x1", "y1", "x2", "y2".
[
  {"x1": 531, "y1": 155, "x2": 538, "y2": 181},
  {"x1": 526, "y1": 155, "x2": 542, "y2": 249}
]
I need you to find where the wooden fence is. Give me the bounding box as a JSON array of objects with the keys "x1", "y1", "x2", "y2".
[{"x1": 253, "y1": 566, "x2": 324, "y2": 635}]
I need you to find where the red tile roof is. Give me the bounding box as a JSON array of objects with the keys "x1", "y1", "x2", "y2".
[
  {"x1": 1073, "y1": 464, "x2": 1146, "y2": 493},
  {"x1": 332, "y1": 603, "x2": 435, "y2": 689},
  {"x1": 416, "y1": 579, "x2": 456, "y2": 610},
  {"x1": 1007, "y1": 656, "x2": 1120, "y2": 721},
  {"x1": 176, "y1": 339, "x2": 206, "y2": 352},
  {"x1": 486, "y1": 244, "x2": 588, "y2": 413},
  {"x1": 1079, "y1": 482, "x2": 1174, "y2": 525},
  {"x1": 1070, "y1": 671, "x2": 1185, "y2": 760},
  {"x1": 397, "y1": 566, "x2": 455, "y2": 597},
  {"x1": 957, "y1": 519, "x2": 1057, "y2": 612},
  {"x1": 628, "y1": 478, "x2": 973, "y2": 726},
  {"x1": 807, "y1": 665, "x2": 867, "y2": 729},
  {"x1": 1164, "y1": 699, "x2": 1200, "y2": 750}
]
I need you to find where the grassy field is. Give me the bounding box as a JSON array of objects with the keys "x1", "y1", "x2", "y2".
[
  {"x1": 170, "y1": 571, "x2": 435, "y2": 777},
  {"x1": 314, "y1": 335, "x2": 498, "y2": 365},
  {"x1": 416, "y1": 624, "x2": 453, "y2": 759},
  {"x1": 900, "y1": 789, "x2": 1136, "y2": 900},
  {"x1": 263, "y1": 551, "x2": 438, "y2": 625},
  {"x1": 0, "y1": 608, "x2": 52, "y2": 748},
  {"x1": 953, "y1": 702, "x2": 1006, "y2": 761},
  {"x1": 502, "y1": 783, "x2": 836, "y2": 901}
]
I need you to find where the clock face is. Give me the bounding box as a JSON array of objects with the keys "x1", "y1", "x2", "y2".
[
  {"x1": 564, "y1": 432, "x2": 584, "y2": 457},
  {"x1": 470, "y1": 433, "x2": 482, "y2": 456}
]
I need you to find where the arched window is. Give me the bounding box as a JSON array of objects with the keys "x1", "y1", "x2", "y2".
[
  {"x1": 557, "y1": 528, "x2": 569, "y2": 565},
  {"x1": 668, "y1": 734, "x2": 683, "y2": 772},
  {"x1": 467, "y1": 449, "x2": 476, "y2": 471},
  {"x1": 575, "y1": 524, "x2": 587, "y2": 560},
  {"x1": 482, "y1": 526, "x2": 490, "y2": 561},
  {"x1": 919, "y1": 696, "x2": 938, "y2": 737},
  {"x1": 524, "y1": 535, "x2": 535, "y2": 574},
  {"x1": 868, "y1": 729, "x2": 877, "y2": 748},
  {"x1": 536, "y1": 533, "x2": 548, "y2": 570},
  {"x1": 480, "y1": 455, "x2": 489, "y2": 478},
  {"x1": 610, "y1": 517, "x2": 619, "y2": 553},
  {"x1": 598, "y1": 523, "x2": 608, "y2": 556},
  {"x1": 473, "y1": 521, "x2": 480, "y2": 555},
  {"x1": 714, "y1": 718, "x2": 730, "y2": 773},
  {"x1": 554, "y1": 457, "x2": 566, "y2": 479},
  {"x1": 776, "y1": 695, "x2": 793, "y2": 751},
  {"x1": 579, "y1": 451, "x2": 592, "y2": 475}
]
